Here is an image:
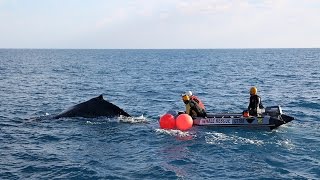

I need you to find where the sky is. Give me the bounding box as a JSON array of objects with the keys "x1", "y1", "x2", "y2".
[{"x1": 0, "y1": 0, "x2": 320, "y2": 49}]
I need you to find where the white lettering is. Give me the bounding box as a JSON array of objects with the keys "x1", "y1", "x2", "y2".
[
  {"x1": 233, "y1": 118, "x2": 245, "y2": 124},
  {"x1": 200, "y1": 118, "x2": 233, "y2": 124}
]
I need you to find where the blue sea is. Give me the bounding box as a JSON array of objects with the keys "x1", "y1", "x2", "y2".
[{"x1": 0, "y1": 49, "x2": 319, "y2": 179}]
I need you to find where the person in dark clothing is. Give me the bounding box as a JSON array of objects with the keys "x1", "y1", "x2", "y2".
[
  {"x1": 248, "y1": 86, "x2": 264, "y2": 116},
  {"x1": 182, "y1": 94, "x2": 207, "y2": 118}
]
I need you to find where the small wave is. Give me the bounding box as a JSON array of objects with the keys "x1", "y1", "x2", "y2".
[
  {"x1": 85, "y1": 120, "x2": 109, "y2": 125},
  {"x1": 275, "y1": 139, "x2": 295, "y2": 150},
  {"x1": 118, "y1": 115, "x2": 148, "y2": 124},
  {"x1": 26, "y1": 113, "x2": 55, "y2": 121},
  {"x1": 155, "y1": 129, "x2": 194, "y2": 138},
  {"x1": 205, "y1": 132, "x2": 264, "y2": 145}
]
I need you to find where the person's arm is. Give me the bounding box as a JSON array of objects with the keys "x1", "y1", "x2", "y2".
[
  {"x1": 258, "y1": 96, "x2": 264, "y2": 109},
  {"x1": 185, "y1": 104, "x2": 191, "y2": 115}
]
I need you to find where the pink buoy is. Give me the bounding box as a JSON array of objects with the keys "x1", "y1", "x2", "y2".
[
  {"x1": 159, "y1": 114, "x2": 176, "y2": 129},
  {"x1": 176, "y1": 114, "x2": 193, "y2": 131}
]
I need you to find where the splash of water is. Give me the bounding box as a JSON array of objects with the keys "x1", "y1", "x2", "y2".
[{"x1": 118, "y1": 115, "x2": 148, "y2": 123}]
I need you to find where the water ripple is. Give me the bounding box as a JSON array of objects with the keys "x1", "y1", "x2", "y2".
[{"x1": 0, "y1": 49, "x2": 319, "y2": 179}]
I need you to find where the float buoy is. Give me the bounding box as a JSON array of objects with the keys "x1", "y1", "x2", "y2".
[
  {"x1": 159, "y1": 114, "x2": 176, "y2": 129},
  {"x1": 176, "y1": 114, "x2": 193, "y2": 131}
]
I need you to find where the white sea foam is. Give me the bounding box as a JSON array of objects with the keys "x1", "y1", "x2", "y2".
[
  {"x1": 205, "y1": 132, "x2": 264, "y2": 145},
  {"x1": 155, "y1": 128, "x2": 194, "y2": 138},
  {"x1": 118, "y1": 114, "x2": 148, "y2": 123},
  {"x1": 275, "y1": 139, "x2": 295, "y2": 150}
]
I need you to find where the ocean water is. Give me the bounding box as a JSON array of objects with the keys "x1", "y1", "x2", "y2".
[{"x1": 0, "y1": 49, "x2": 319, "y2": 179}]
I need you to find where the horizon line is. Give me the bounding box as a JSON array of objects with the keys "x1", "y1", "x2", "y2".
[{"x1": 1, "y1": 47, "x2": 319, "y2": 50}]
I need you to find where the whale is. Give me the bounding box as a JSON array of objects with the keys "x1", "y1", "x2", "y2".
[{"x1": 54, "y1": 94, "x2": 130, "y2": 119}]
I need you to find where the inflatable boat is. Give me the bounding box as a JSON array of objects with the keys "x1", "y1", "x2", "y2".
[{"x1": 173, "y1": 106, "x2": 294, "y2": 130}]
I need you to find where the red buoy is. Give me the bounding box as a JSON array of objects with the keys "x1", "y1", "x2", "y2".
[
  {"x1": 159, "y1": 114, "x2": 176, "y2": 129},
  {"x1": 176, "y1": 114, "x2": 193, "y2": 131}
]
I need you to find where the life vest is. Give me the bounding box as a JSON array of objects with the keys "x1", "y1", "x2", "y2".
[
  {"x1": 186, "y1": 99, "x2": 206, "y2": 118},
  {"x1": 190, "y1": 95, "x2": 205, "y2": 110},
  {"x1": 248, "y1": 95, "x2": 264, "y2": 115}
]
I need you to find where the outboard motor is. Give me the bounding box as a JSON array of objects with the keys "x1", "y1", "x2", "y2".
[
  {"x1": 264, "y1": 106, "x2": 283, "y2": 117},
  {"x1": 265, "y1": 105, "x2": 294, "y2": 127}
]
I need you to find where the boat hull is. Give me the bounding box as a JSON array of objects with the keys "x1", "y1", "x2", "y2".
[
  {"x1": 193, "y1": 114, "x2": 293, "y2": 130},
  {"x1": 171, "y1": 106, "x2": 294, "y2": 130}
]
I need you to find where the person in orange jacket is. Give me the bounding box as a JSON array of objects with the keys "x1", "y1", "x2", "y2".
[
  {"x1": 184, "y1": 91, "x2": 206, "y2": 110},
  {"x1": 182, "y1": 94, "x2": 206, "y2": 118}
]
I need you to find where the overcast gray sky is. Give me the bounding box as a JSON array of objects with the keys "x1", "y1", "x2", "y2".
[{"x1": 1, "y1": 0, "x2": 319, "y2": 49}]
